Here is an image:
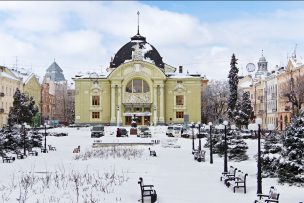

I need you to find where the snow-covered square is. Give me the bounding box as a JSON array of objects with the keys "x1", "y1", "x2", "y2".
[{"x1": 0, "y1": 126, "x2": 302, "y2": 203}]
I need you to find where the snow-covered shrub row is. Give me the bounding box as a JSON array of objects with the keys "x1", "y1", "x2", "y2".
[
  {"x1": 205, "y1": 130, "x2": 248, "y2": 161},
  {"x1": 0, "y1": 168, "x2": 129, "y2": 203},
  {"x1": 0, "y1": 128, "x2": 42, "y2": 156},
  {"x1": 74, "y1": 146, "x2": 144, "y2": 160}
]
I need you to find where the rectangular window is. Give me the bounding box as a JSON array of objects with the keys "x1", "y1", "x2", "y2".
[
  {"x1": 176, "y1": 111, "x2": 184, "y2": 118},
  {"x1": 176, "y1": 95, "x2": 184, "y2": 105},
  {"x1": 92, "y1": 112, "x2": 100, "y2": 119},
  {"x1": 92, "y1": 96, "x2": 100, "y2": 106}
]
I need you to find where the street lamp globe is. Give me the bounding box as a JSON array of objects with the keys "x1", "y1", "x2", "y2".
[
  {"x1": 223, "y1": 120, "x2": 228, "y2": 126},
  {"x1": 256, "y1": 118, "x2": 262, "y2": 125},
  {"x1": 208, "y1": 122, "x2": 212, "y2": 126},
  {"x1": 231, "y1": 124, "x2": 236, "y2": 130}
]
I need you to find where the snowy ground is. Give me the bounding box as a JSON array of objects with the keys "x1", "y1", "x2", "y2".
[{"x1": 0, "y1": 126, "x2": 303, "y2": 203}]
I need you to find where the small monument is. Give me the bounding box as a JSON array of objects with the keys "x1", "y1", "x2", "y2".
[{"x1": 130, "y1": 115, "x2": 138, "y2": 135}]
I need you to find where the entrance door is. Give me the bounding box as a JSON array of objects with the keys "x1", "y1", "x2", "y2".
[
  {"x1": 125, "y1": 116, "x2": 132, "y2": 125},
  {"x1": 144, "y1": 116, "x2": 150, "y2": 126}
]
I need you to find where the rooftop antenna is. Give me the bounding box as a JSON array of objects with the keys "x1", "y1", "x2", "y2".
[
  {"x1": 137, "y1": 11, "x2": 140, "y2": 35},
  {"x1": 15, "y1": 56, "x2": 18, "y2": 69},
  {"x1": 293, "y1": 43, "x2": 297, "y2": 59}
]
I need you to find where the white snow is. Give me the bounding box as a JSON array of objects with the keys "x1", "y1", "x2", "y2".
[{"x1": 0, "y1": 126, "x2": 303, "y2": 203}]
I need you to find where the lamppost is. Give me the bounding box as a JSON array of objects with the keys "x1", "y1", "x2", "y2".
[
  {"x1": 44, "y1": 122, "x2": 47, "y2": 150},
  {"x1": 196, "y1": 123, "x2": 202, "y2": 151},
  {"x1": 248, "y1": 119, "x2": 275, "y2": 194},
  {"x1": 190, "y1": 122, "x2": 195, "y2": 151},
  {"x1": 219, "y1": 121, "x2": 236, "y2": 173},
  {"x1": 220, "y1": 121, "x2": 229, "y2": 173},
  {"x1": 206, "y1": 122, "x2": 213, "y2": 164},
  {"x1": 22, "y1": 122, "x2": 26, "y2": 156}
]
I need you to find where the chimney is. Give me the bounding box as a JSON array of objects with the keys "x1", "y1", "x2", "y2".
[{"x1": 179, "y1": 66, "x2": 183, "y2": 74}]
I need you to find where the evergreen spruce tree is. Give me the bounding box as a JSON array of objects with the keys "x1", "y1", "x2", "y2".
[
  {"x1": 8, "y1": 88, "x2": 39, "y2": 127},
  {"x1": 277, "y1": 111, "x2": 304, "y2": 185},
  {"x1": 227, "y1": 54, "x2": 239, "y2": 122},
  {"x1": 236, "y1": 92, "x2": 252, "y2": 127},
  {"x1": 214, "y1": 129, "x2": 248, "y2": 161},
  {"x1": 261, "y1": 132, "x2": 282, "y2": 178}
]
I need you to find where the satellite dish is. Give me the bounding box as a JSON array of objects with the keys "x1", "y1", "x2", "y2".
[{"x1": 246, "y1": 63, "x2": 256, "y2": 72}]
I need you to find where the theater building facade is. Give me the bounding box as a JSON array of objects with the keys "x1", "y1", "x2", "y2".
[{"x1": 73, "y1": 32, "x2": 208, "y2": 126}]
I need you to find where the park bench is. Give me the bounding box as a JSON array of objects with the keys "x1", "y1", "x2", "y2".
[
  {"x1": 220, "y1": 166, "x2": 238, "y2": 185},
  {"x1": 138, "y1": 177, "x2": 157, "y2": 203},
  {"x1": 28, "y1": 148, "x2": 38, "y2": 156},
  {"x1": 2, "y1": 156, "x2": 15, "y2": 163},
  {"x1": 48, "y1": 145, "x2": 56, "y2": 151},
  {"x1": 73, "y1": 146, "x2": 80, "y2": 153},
  {"x1": 192, "y1": 148, "x2": 199, "y2": 155},
  {"x1": 41, "y1": 147, "x2": 48, "y2": 153},
  {"x1": 148, "y1": 148, "x2": 157, "y2": 157},
  {"x1": 255, "y1": 186, "x2": 280, "y2": 203},
  {"x1": 194, "y1": 150, "x2": 205, "y2": 162},
  {"x1": 16, "y1": 150, "x2": 27, "y2": 159},
  {"x1": 227, "y1": 170, "x2": 248, "y2": 193}
]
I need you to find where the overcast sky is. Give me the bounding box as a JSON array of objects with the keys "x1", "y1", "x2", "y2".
[{"x1": 1, "y1": 1, "x2": 304, "y2": 83}]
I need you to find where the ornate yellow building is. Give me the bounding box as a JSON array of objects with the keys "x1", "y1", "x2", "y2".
[{"x1": 73, "y1": 31, "x2": 207, "y2": 126}]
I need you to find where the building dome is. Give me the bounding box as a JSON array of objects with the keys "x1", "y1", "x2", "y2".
[
  {"x1": 110, "y1": 33, "x2": 164, "y2": 69},
  {"x1": 259, "y1": 56, "x2": 267, "y2": 62}
]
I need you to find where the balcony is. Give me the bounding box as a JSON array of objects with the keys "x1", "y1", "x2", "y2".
[
  {"x1": 284, "y1": 106, "x2": 291, "y2": 111},
  {"x1": 0, "y1": 92, "x2": 4, "y2": 97},
  {"x1": 0, "y1": 108, "x2": 4, "y2": 113},
  {"x1": 272, "y1": 109, "x2": 277, "y2": 112}
]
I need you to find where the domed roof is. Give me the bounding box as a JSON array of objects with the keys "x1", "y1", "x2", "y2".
[
  {"x1": 110, "y1": 33, "x2": 164, "y2": 69},
  {"x1": 259, "y1": 56, "x2": 267, "y2": 62}
]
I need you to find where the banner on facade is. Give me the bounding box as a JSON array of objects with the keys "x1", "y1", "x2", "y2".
[{"x1": 124, "y1": 112, "x2": 151, "y2": 116}]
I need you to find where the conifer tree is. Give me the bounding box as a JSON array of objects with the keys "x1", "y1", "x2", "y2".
[
  {"x1": 236, "y1": 92, "x2": 252, "y2": 127},
  {"x1": 8, "y1": 88, "x2": 39, "y2": 127},
  {"x1": 277, "y1": 111, "x2": 304, "y2": 185},
  {"x1": 227, "y1": 54, "x2": 239, "y2": 122}
]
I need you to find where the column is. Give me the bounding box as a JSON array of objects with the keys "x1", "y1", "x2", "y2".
[
  {"x1": 153, "y1": 85, "x2": 158, "y2": 126},
  {"x1": 117, "y1": 84, "x2": 122, "y2": 126},
  {"x1": 159, "y1": 84, "x2": 165, "y2": 124},
  {"x1": 110, "y1": 84, "x2": 116, "y2": 124}
]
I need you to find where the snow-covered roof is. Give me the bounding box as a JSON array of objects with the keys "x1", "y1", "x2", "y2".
[
  {"x1": 73, "y1": 71, "x2": 108, "y2": 79},
  {"x1": 0, "y1": 71, "x2": 19, "y2": 81}
]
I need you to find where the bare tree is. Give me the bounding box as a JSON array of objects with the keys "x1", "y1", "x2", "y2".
[
  {"x1": 202, "y1": 80, "x2": 229, "y2": 123},
  {"x1": 281, "y1": 74, "x2": 304, "y2": 116}
]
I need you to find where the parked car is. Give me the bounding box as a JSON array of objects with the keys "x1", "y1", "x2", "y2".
[
  {"x1": 137, "y1": 126, "x2": 152, "y2": 138},
  {"x1": 239, "y1": 129, "x2": 252, "y2": 139},
  {"x1": 166, "y1": 125, "x2": 183, "y2": 137},
  {"x1": 117, "y1": 128, "x2": 128, "y2": 137},
  {"x1": 91, "y1": 125, "x2": 104, "y2": 138}
]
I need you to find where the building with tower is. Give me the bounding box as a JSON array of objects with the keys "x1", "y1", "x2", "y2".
[
  {"x1": 42, "y1": 61, "x2": 68, "y2": 125},
  {"x1": 73, "y1": 25, "x2": 207, "y2": 126}
]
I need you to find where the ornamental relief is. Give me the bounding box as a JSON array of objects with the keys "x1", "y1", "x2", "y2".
[
  {"x1": 173, "y1": 84, "x2": 187, "y2": 93},
  {"x1": 124, "y1": 92, "x2": 151, "y2": 104}
]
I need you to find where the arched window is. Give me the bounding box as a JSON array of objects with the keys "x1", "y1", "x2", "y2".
[{"x1": 125, "y1": 79, "x2": 149, "y2": 93}]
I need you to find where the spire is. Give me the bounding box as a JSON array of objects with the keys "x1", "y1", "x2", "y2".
[
  {"x1": 137, "y1": 11, "x2": 140, "y2": 35},
  {"x1": 261, "y1": 49, "x2": 264, "y2": 56}
]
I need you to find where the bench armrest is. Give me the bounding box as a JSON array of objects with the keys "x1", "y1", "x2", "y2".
[
  {"x1": 257, "y1": 194, "x2": 269, "y2": 199},
  {"x1": 265, "y1": 199, "x2": 279, "y2": 203},
  {"x1": 142, "y1": 185, "x2": 154, "y2": 188}
]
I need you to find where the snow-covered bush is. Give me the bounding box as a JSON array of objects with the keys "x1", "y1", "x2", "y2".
[{"x1": 74, "y1": 146, "x2": 144, "y2": 160}]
